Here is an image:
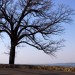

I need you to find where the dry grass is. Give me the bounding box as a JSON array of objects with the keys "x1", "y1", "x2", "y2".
[{"x1": 0, "y1": 64, "x2": 75, "y2": 72}]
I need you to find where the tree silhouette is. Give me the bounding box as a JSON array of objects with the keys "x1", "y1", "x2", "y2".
[{"x1": 0, "y1": 0, "x2": 73, "y2": 64}]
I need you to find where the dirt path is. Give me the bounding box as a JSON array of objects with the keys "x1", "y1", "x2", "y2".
[{"x1": 0, "y1": 68, "x2": 75, "y2": 75}]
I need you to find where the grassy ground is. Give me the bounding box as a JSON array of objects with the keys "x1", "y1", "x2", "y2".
[
  {"x1": 0, "y1": 64, "x2": 75, "y2": 72},
  {"x1": 0, "y1": 67, "x2": 75, "y2": 75}
]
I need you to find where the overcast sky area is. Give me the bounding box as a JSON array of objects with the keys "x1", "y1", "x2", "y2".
[{"x1": 0, "y1": 0, "x2": 75, "y2": 65}]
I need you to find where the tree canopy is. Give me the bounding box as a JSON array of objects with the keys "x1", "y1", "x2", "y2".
[{"x1": 0, "y1": 0, "x2": 73, "y2": 64}]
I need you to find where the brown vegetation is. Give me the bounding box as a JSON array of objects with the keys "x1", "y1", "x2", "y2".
[{"x1": 0, "y1": 64, "x2": 75, "y2": 72}]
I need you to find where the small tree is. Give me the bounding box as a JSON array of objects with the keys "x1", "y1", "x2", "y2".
[{"x1": 0, "y1": 0, "x2": 73, "y2": 64}]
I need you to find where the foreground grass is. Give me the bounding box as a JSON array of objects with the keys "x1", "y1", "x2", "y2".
[{"x1": 0, "y1": 64, "x2": 75, "y2": 72}]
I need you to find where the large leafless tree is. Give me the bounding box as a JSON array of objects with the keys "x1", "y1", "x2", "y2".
[{"x1": 0, "y1": 0, "x2": 73, "y2": 64}]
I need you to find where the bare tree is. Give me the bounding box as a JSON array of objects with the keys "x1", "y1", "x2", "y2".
[{"x1": 0, "y1": 0, "x2": 73, "y2": 64}]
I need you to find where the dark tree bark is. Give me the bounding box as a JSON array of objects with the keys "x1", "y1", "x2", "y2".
[{"x1": 9, "y1": 41, "x2": 16, "y2": 64}]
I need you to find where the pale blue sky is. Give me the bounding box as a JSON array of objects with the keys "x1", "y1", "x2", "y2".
[{"x1": 0, "y1": 0, "x2": 75, "y2": 64}]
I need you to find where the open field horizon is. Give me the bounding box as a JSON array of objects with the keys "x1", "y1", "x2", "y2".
[{"x1": 0, "y1": 63, "x2": 75, "y2": 67}]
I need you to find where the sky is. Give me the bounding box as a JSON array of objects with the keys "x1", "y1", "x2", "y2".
[{"x1": 0, "y1": 0, "x2": 75, "y2": 64}]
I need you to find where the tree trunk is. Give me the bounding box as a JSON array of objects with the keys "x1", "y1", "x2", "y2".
[{"x1": 9, "y1": 41, "x2": 16, "y2": 64}]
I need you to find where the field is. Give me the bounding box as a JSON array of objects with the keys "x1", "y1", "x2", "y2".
[{"x1": 0, "y1": 64, "x2": 75, "y2": 75}]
